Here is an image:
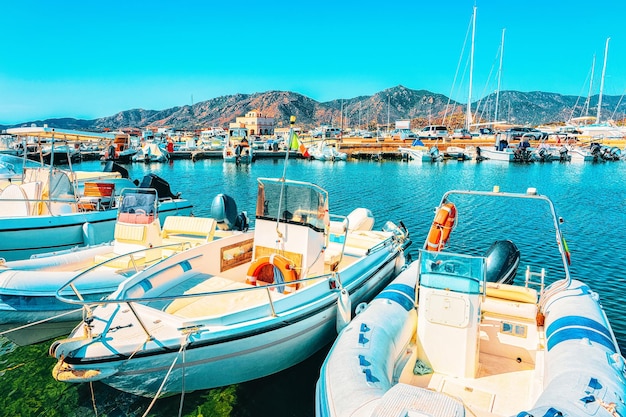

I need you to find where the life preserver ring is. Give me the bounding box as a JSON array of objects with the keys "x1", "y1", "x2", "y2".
[
  {"x1": 426, "y1": 203, "x2": 456, "y2": 251},
  {"x1": 246, "y1": 254, "x2": 299, "y2": 293}
]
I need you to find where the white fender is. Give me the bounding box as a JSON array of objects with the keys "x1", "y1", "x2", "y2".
[{"x1": 336, "y1": 288, "x2": 351, "y2": 333}]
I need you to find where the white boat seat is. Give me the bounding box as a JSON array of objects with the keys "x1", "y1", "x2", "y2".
[
  {"x1": 482, "y1": 283, "x2": 538, "y2": 322},
  {"x1": 482, "y1": 296, "x2": 538, "y2": 322},
  {"x1": 93, "y1": 223, "x2": 158, "y2": 268},
  {"x1": 162, "y1": 216, "x2": 216, "y2": 246}
]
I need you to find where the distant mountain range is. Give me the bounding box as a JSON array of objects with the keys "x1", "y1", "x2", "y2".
[{"x1": 3, "y1": 85, "x2": 625, "y2": 132}]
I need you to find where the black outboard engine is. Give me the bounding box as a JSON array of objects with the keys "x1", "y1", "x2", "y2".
[
  {"x1": 102, "y1": 161, "x2": 130, "y2": 179},
  {"x1": 211, "y1": 194, "x2": 249, "y2": 231},
  {"x1": 485, "y1": 240, "x2": 520, "y2": 285},
  {"x1": 139, "y1": 173, "x2": 180, "y2": 201},
  {"x1": 590, "y1": 142, "x2": 602, "y2": 158}
]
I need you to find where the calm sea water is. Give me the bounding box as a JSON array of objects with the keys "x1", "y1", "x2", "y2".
[{"x1": 1, "y1": 157, "x2": 625, "y2": 416}]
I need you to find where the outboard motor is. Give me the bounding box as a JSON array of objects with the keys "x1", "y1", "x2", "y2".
[
  {"x1": 609, "y1": 146, "x2": 621, "y2": 160},
  {"x1": 485, "y1": 240, "x2": 520, "y2": 284},
  {"x1": 139, "y1": 173, "x2": 179, "y2": 200},
  {"x1": 590, "y1": 142, "x2": 602, "y2": 158},
  {"x1": 211, "y1": 193, "x2": 249, "y2": 231},
  {"x1": 102, "y1": 161, "x2": 130, "y2": 179},
  {"x1": 429, "y1": 146, "x2": 440, "y2": 161}
]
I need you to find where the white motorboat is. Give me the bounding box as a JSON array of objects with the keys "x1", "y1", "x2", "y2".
[
  {"x1": 531, "y1": 142, "x2": 569, "y2": 162},
  {"x1": 566, "y1": 144, "x2": 594, "y2": 162},
  {"x1": 0, "y1": 154, "x2": 192, "y2": 262},
  {"x1": 443, "y1": 146, "x2": 472, "y2": 161},
  {"x1": 308, "y1": 140, "x2": 348, "y2": 161},
  {"x1": 316, "y1": 187, "x2": 626, "y2": 417},
  {"x1": 0, "y1": 190, "x2": 245, "y2": 345},
  {"x1": 223, "y1": 127, "x2": 253, "y2": 163},
  {"x1": 398, "y1": 140, "x2": 442, "y2": 162},
  {"x1": 132, "y1": 142, "x2": 169, "y2": 163},
  {"x1": 479, "y1": 139, "x2": 534, "y2": 163},
  {"x1": 50, "y1": 176, "x2": 410, "y2": 397}
]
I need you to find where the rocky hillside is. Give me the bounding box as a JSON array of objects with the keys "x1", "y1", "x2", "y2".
[{"x1": 3, "y1": 85, "x2": 625, "y2": 132}]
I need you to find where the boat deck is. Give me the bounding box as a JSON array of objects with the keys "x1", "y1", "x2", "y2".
[{"x1": 398, "y1": 292, "x2": 545, "y2": 416}]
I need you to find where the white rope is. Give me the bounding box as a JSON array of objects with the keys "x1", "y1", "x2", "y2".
[
  {"x1": 0, "y1": 308, "x2": 83, "y2": 336},
  {"x1": 177, "y1": 343, "x2": 187, "y2": 417},
  {"x1": 141, "y1": 337, "x2": 188, "y2": 417},
  {"x1": 89, "y1": 381, "x2": 98, "y2": 417}
]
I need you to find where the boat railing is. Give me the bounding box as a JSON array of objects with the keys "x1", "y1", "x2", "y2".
[
  {"x1": 55, "y1": 241, "x2": 196, "y2": 304},
  {"x1": 440, "y1": 188, "x2": 573, "y2": 311},
  {"x1": 58, "y1": 255, "x2": 340, "y2": 340}
]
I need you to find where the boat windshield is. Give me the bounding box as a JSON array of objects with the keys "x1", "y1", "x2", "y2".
[
  {"x1": 119, "y1": 189, "x2": 157, "y2": 216},
  {"x1": 419, "y1": 249, "x2": 485, "y2": 295},
  {"x1": 256, "y1": 178, "x2": 329, "y2": 231}
]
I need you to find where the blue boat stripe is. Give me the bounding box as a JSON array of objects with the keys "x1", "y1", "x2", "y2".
[
  {"x1": 375, "y1": 283, "x2": 415, "y2": 311},
  {"x1": 547, "y1": 327, "x2": 617, "y2": 353},
  {"x1": 380, "y1": 283, "x2": 415, "y2": 300},
  {"x1": 546, "y1": 316, "x2": 612, "y2": 341}
]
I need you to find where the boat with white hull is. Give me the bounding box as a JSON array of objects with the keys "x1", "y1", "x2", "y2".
[
  {"x1": 0, "y1": 189, "x2": 231, "y2": 345},
  {"x1": 224, "y1": 127, "x2": 253, "y2": 163},
  {"x1": 309, "y1": 141, "x2": 348, "y2": 161},
  {"x1": 50, "y1": 176, "x2": 410, "y2": 397},
  {"x1": 132, "y1": 142, "x2": 169, "y2": 163},
  {"x1": 398, "y1": 140, "x2": 443, "y2": 162},
  {"x1": 0, "y1": 166, "x2": 192, "y2": 262},
  {"x1": 316, "y1": 187, "x2": 626, "y2": 417}
]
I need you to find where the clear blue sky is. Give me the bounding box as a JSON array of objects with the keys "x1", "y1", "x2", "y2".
[{"x1": 2, "y1": 0, "x2": 625, "y2": 124}]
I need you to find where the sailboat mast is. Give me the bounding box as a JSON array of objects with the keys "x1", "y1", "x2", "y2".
[
  {"x1": 597, "y1": 37, "x2": 610, "y2": 122},
  {"x1": 494, "y1": 28, "x2": 505, "y2": 123},
  {"x1": 466, "y1": 5, "x2": 476, "y2": 130},
  {"x1": 583, "y1": 55, "x2": 596, "y2": 117}
]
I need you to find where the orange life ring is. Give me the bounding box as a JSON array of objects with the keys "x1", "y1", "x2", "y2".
[
  {"x1": 246, "y1": 254, "x2": 299, "y2": 293},
  {"x1": 426, "y1": 203, "x2": 456, "y2": 251}
]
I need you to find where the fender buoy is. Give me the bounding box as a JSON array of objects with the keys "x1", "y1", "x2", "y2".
[
  {"x1": 246, "y1": 254, "x2": 299, "y2": 293},
  {"x1": 426, "y1": 203, "x2": 456, "y2": 251}
]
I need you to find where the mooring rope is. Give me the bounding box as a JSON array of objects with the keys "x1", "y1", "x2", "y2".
[
  {"x1": 89, "y1": 381, "x2": 98, "y2": 417},
  {"x1": 0, "y1": 308, "x2": 83, "y2": 336},
  {"x1": 141, "y1": 336, "x2": 189, "y2": 417},
  {"x1": 177, "y1": 342, "x2": 187, "y2": 417}
]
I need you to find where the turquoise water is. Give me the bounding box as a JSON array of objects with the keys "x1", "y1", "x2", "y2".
[{"x1": 1, "y1": 157, "x2": 625, "y2": 416}]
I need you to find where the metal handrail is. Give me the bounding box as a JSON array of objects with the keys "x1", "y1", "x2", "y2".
[{"x1": 438, "y1": 188, "x2": 572, "y2": 310}]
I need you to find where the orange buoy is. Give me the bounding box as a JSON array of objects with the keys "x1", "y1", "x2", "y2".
[
  {"x1": 425, "y1": 203, "x2": 456, "y2": 251},
  {"x1": 246, "y1": 254, "x2": 299, "y2": 293}
]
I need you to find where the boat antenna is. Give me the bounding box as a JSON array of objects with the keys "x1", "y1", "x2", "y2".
[
  {"x1": 275, "y1": 115, "x2": 297, "y2": 238},
  {"x1": 280, "y1": 115, "x2": 296, "y2": 180}
]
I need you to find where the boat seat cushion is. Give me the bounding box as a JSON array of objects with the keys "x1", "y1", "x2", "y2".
[
  {"x1": 114, "y1": 223, "x2": 146, "y2": 243},
  {"x1": 162, "y1": 216, "x2": 216, "y2": 246},
  {"x1": 482, "y1": 296, "x2": 538, "y2": 321},
  {"x1": 485, "y1": 282, "x2": 538, "y2": 304},
  {"x1": 165, "y1": 276, "x2": 284, "y2": 318}
]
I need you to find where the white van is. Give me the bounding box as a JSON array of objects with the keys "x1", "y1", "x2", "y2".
[{"x1": 418, "y1": 125, "x2": 449, "y2": 139}]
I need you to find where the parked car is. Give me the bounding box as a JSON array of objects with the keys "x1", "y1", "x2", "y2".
[
  {"x1": 504, "y1": 127, "x2": 548, "y2": 140},
  {"x1": 451, "y1": 128, "x2": 472, "y2": 139},
  {"x1": 418, "y1": 125, "x2": 449, "y2": 139}
]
